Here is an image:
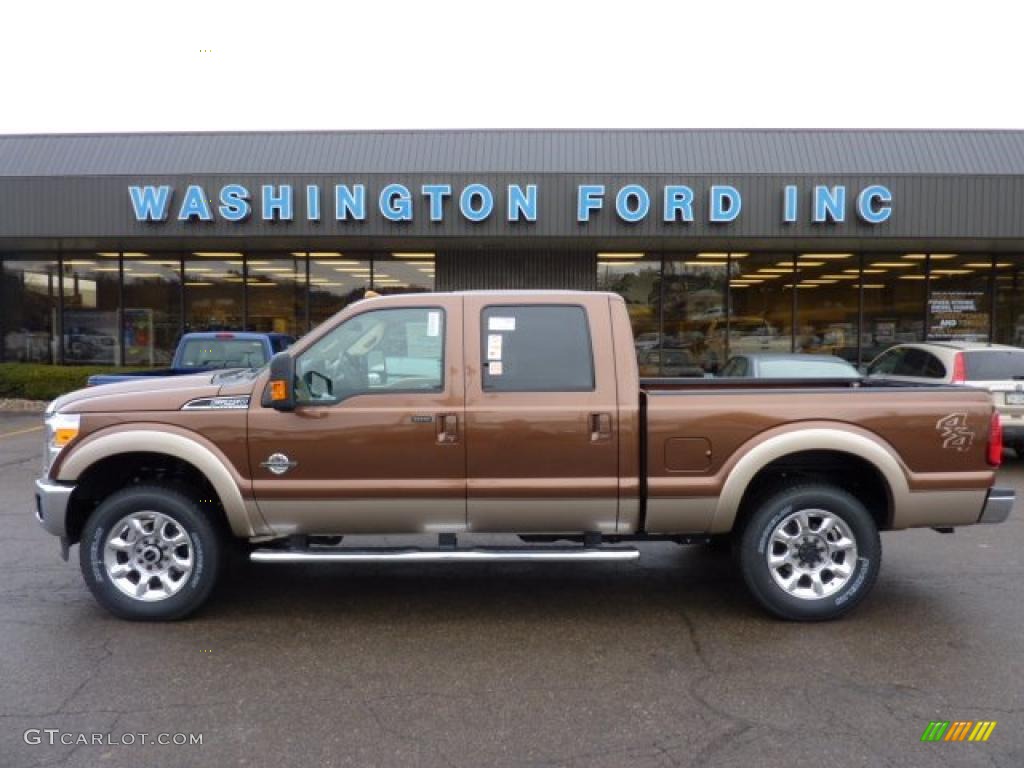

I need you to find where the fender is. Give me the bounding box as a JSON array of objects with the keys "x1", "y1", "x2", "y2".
[
  {"x1": 710, "y1": 424, "x2": 908, "y2": 534},
  {"x1": 57, "y1": 425, "x2": 267, "y2": 537}
]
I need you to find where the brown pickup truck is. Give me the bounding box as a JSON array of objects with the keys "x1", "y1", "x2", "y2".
[{"x1": 35, "y1": 291, "x2": 1013, "y2": 621}]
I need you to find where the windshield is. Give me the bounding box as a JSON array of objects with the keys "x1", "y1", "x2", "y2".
[
  {"x1": 178, "y1": 339, "x2": 269, "y2": 369},
  {"x1": 759, "y1": 358, "x2": 858, "y2": 378}
]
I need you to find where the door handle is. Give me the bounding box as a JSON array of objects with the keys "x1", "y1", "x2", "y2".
[
  {"x1": 590, "y1": 413, "x2": 612, "y2": 442},
  {"x1": 437, "y1": 413, "x2": 459, "y2": 444}
]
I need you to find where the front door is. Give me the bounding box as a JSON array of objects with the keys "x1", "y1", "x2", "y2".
[
  {"x1": 248, "y1": 297, "x2": 466, "y2": 534},
  {"x1": 462, "y1": 296, "x2": 620, "y2": 533}
]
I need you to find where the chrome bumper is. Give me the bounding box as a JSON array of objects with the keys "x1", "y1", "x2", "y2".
[
  {"x1": 34, "y1": 478, "x2": 75, "y2": 537},
  {"x1": 978, "y1": 487, "x2": 1014, "y2": 525}
]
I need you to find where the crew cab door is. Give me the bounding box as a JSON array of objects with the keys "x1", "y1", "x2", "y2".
[
  {"x1": 247, "y1": 297, "x2": 466, "y2": 534},
  {"x1": 462, "y1": 296, "x2": 620, "y2": 533}
]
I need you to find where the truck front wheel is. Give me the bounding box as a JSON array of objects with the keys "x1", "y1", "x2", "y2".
[
  {"x1": 737, "y1": 483, "x2": 880, "y2": 621},
  {"x1": 79, "y1": 485, "x2": 221, "y2": 621}
]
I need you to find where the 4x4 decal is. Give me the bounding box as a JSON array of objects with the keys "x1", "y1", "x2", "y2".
[{"x1": 936, "y1": 412, "x2": 974, "y2": 451}]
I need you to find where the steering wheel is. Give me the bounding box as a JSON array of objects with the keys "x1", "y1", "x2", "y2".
[{"x1": 348, "y1": 322, "x2": 385, "y2": 357}]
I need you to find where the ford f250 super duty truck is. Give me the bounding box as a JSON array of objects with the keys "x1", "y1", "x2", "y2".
[{"x1": 34, "y1": 291, "x2": 1014, "y2": 621}]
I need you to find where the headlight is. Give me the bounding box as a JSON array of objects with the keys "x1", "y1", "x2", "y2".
[{"x1": 43, "y1": 412, "x2": 80, "y2": 474}]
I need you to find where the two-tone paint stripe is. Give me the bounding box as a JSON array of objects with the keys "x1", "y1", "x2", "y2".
[{"x1": 920, "y1": 720, "x2": 997, "y2": 742}]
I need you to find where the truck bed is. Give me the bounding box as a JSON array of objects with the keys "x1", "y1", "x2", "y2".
[{"x1": 637, "y1": 377, "x2": 997, "y2": 534}]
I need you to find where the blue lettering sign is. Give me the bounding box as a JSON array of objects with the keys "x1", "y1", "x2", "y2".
[
  {"x1": 177, "y1": 185, "x2": 213, "y2": 222},
  {"x1": 261, "y1": 184, "x2": 294, "y2": 221},
  {"x1": 380, "y1": 184, "x2": 412, "y2": 221},
  {"x1": 335, "y1": 184, "x2": 366, "y2": 220},
  {"x1": 460, "y1": 183, "x2": 494, "y2": 222},
  {"x1": 813, "y1": 185, "x2": 846, "y2": 223},
  {"x1": 218, "y1": 184, "x2": 251, "y2": 222},
  {"x1": 306, "y1": 185, "x2": 320, "y2": 221},
  {"x1": 663, "y1": 186, "x2": 694, "y2": 223},
  {"x1": 615, "y1": 184, "x2": 650, "y2": 223},
  {"x1": 577, "y1": 185, "x2": 605, "y2": 222},
  {"x1": 857, "y1": 184, "x2": 892, "y2": 224},
  {"x1": 422, "y1": 184, "x2": 451, "y2": 222},
  {"x1": 507, "y1": 184, "x2": 537, "y2": 222},
  {"x1": 710, "y1": 185, "x2": 742, "y2": 223},
  {"x1": 783, "y1": 185, "x2": 798, "y2": 223},
  {"x1": 129, "y1": 185, "x2": 172, "y2": 221}
]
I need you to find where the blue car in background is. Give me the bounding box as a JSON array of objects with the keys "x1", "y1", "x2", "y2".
[{"x1": 86, "y1": 332, "x2": 294, "y2": 386}]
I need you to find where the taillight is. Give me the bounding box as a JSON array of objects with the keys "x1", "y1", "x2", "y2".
[
  {"x1": 950, "y1": 352, "x2": 966, "y2": 384},
  {"x1": 988, "y1": 410, "x2": 1003, "y2": 467},
  {"x1": 215, "y1": 333, "x2": 236, "y2": 340}
]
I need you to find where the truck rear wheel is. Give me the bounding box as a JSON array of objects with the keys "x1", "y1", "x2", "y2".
[
  {"x1": 79, "y1": 485, "x2": 221, "y2": 621},
  {"x1": 736, "y1": 483, "x2": 880, "y2": 621}
]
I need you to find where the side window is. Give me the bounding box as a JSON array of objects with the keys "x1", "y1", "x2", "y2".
[
  {"x1": 867, "y1": 348, "x2": 903, "y2": 376},
  {"x1": 295, "y1": 307, "x2": 444, "y2": 403},
  {"x1": 922, "y1": 353, "x2": 947, "y2": 379},
  {"x1": 481, "y1": 305, "x2": 595, "y2": 392},
  {"x1": 721, "y1": 358, "x2": 746, "y2": 377},
  {"x1": 895, "y1": 348, "x2": 930, "y2": 377}
]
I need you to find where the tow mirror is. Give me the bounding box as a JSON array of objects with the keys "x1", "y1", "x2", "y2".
[{"x1": 266, "y1": 352, "x2": 295, "y2": 411}]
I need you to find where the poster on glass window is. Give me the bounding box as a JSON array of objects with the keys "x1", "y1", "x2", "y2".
[{"x1": 928, "y1": 291, "x2": 989, "y2": 341}]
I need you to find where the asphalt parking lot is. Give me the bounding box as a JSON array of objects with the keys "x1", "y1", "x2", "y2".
[{"x1": 0, "y1": 412, "x2": 1022, "y2": 768}]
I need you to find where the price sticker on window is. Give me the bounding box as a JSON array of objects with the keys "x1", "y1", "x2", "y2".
[
  {"x1": 487, "y1": 334, "x2": 503, "y2": 361},
  {"x1": 426, "y1": 311, "x2": 440, "y2": 337}
]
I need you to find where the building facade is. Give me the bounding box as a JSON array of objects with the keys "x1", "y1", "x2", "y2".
[{"x1": 2, "y1": 129, "x2": 1024, "y2": 373}]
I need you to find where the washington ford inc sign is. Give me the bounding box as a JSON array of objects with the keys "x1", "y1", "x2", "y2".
[{"x1": 128, "y1": 182, "x2": 894, "y2": 226}]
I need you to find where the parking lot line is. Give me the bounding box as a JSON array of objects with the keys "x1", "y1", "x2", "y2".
[{"x1": 0, "y1": 425, "x2": 43, "y2": 439}]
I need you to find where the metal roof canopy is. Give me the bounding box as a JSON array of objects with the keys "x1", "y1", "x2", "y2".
[{"x1": 3, "y1": 129, "x2": 1024, "y2": 177}]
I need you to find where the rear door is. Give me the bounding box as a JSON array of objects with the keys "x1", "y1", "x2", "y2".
[{"x1": 462, "y1": 296, "x2": 620, "y2": 533}]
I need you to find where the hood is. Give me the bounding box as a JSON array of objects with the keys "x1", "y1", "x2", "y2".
[{"x1": 50, "y1": 371, "x2": 257, "y2": 414}]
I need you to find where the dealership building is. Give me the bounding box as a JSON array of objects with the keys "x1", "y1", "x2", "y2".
[{"x1": 2, "y1": 129, "x2": 1024, "y2": 372}]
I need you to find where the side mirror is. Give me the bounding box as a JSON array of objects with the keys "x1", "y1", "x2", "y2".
[{"x1": 265, "y1": 352, "x2": 295, "y2": 411}]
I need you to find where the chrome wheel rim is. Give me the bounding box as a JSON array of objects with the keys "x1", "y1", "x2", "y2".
[
  {"x1": 103, "y1": 511, "x2": 194, "y2": 602},
  {"x1": 766, "y1": 508, "x2": 858, "y2": 600}
]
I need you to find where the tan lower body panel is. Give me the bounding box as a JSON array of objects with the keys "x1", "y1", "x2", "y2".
[
  {"x1": 257, "y1": 499, "x2": 466, "y2": 536},
  {"x1": 891, "y1": 489, "x2": 987, "y2": 529},
  {"x1": 644, "y1": 497, "x2": 717, "y2": 534},
  {"x1": 468, "y1": 498, "x2": 619, "y2": 534}
]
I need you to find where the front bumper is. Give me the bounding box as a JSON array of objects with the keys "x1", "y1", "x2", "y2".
[
  {"x1": 35, "y1": 478, "x2": 75, "y2": 537},
  {"x1": 978, "y1": 487, "x2": 1014, "y2": 525}
]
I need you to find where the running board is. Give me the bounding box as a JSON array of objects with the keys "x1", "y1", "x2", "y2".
[{"x1": 250, "y1": 546, "x2": 639, "y2": 564}]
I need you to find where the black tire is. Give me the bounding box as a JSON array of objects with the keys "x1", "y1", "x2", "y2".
[
  {"x1": 79, "y1": 485, "x2": 221, "y2": 621},
  {"x1": 736, "y1": 483, "x2": 880, "y2": 621}
]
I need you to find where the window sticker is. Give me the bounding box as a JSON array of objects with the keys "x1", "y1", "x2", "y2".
[
  {"x1": 488, "y1": 316, "x2": 516, "y2": 332},
  {"x1": 487, "y1": 334, "x2": 503, "y2": 361},
  {"x1": 426, "y1": 311, "x2": 441, "y2": 337},
  {"x1": 489, "y1": 361, "x2": 503, "y2": 376}
]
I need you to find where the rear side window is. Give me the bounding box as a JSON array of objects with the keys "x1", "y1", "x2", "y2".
[
  {"x1": 481, "y1": 305, "x2": 595, "y2": 392},
  {"x1": 964, "y1": 350, "x2": 1024, "y2": 381},
  {"x1": 892, "y1": 348, "x2": 945, "y2": 378},
  {"x1": 759, "y1": 358, "x2": 858, "y2": 378},
  {"x1": 720, "y1": 358, "x2": 748, "y2": 377}
]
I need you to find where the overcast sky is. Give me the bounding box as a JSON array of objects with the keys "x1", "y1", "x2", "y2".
[{"x1": 2, "y1": 0, "x2": 1022, "y2": 134}]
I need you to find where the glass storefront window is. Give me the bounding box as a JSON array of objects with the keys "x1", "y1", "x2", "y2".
[
  {"x1": 862, "y1": 253, "x2": 926, "y2": 361},
  {"x1": 596, "y1": 253, "x2": 661, "y2": 373},
  {"x1": 247, "y1": 252, "x2": 305, "y2": 337},
  {"x1": 795, "y1": 253, "x2": 860, "y2": 363},
  {"x1": 122, "y1": 253, "x2": 182, "y2": 367},
  {"x1": 1, "y1": 257, "x2": 59, "y2": 363},
  {"x1": 308, "y1": 252, "x2": 372, "y2": 328},
  {"x1": 61, "y1": 252, "x2": 121, "y2": 365},
  {"x1": 926, "y1": 254, "x2": 992, "y2": 342},
  {"x1": 727, "y1": 253, "x2": 794, "y2": 368},
  {"x1": 373, "y1": 253, "x2": 435, "y2": 295},
  {"x1": 994, "y1": 256, "x2": 1024, "y2": 346},
  {"x1": 662, "y1": 254, "x2": 728, "y2": 375},
  {"x1": 184, "y1": 252, "x2": 244, "y2": 332}
]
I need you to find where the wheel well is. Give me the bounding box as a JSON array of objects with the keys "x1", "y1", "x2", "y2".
[
  {"x1": 64, "y1": 452, "x2": 229, "y2": 545},
  {"x1": 734, "y1": 450, "x2": 892, "y2": 534}
]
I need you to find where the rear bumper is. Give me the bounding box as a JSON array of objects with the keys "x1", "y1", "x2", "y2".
[
  {"x1": 35, "y1": 478, "x2": 74, "y2": 537},
  {"x1": 978, "y1": 487, "x2": 1014, "y2": 525}
]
